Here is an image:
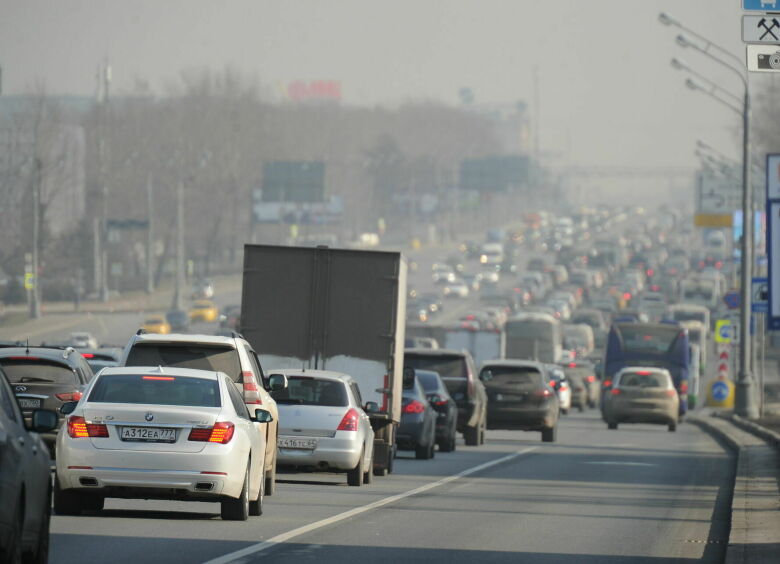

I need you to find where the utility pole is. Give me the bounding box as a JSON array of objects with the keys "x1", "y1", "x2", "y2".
[
  {"x1": 29, "y1": 157, "x2": 41, "y2": 319},
  {"x1": 95, "y1": 60, "x2": 111, "y2": 302},
  {"x1": 173, "y1": 179, "x2": 185, "y2": 311},
  {"x1": 146, "y1": 175, "x2": 155, "y2": 294}
]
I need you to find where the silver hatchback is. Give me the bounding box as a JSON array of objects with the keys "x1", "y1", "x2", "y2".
[{"x1": 270, "y1": 370, "x2": 376, "y2": 487}]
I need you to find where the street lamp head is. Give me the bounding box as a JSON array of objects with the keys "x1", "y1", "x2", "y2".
[
  {"x1": 676, "y1": 34, "x2": 692, "y2": 48},
  {"x1": 685, "y1": 78, "x2": 700, "y2": 91},
  {"x1": 670, "y1": 58, "x2": 687, "y2": 71},
  {"x1": 696, "y1": 139, "x2": 710, "y2": 150},
  {"x1": 658, "y1": 12, "x2": 677, "y2": 27}
]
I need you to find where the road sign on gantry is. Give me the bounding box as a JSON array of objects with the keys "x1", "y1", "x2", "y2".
[
  {"x1": 744, "y1": 0, "x2": 780, "y2": 11},
  {"x1": 743, "y1": 15, "x2": 780, "y2": 43},
  {"x1": 714, "y1": 319, "x2": 732, "y2": 344}
]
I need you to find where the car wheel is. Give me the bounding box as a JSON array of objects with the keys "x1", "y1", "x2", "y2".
[
  {"x1": 415, "y1": 442, "x2": 429, "y2": 460},
  {"x1": 578, "y1": 404, "x2": 585, "y2": 413},
  {"x1": 464, "y1": 425, "x2": 479, "y2": 446},
  {"x1": 221, "y1": 466, "x2": 250, "y2": 521},
  {"x1": 28, "y1": 485, "x2": 51, "y2": 564},
  {"x1": 363, "y1": 448, "x2": 374, "y2": 485},
  {"x1": 83, "y1": 496, "x2": 104, "y2": 513},
  {"x1": 478, "y1": 419, "x2": 486, "y2": 445},
  {"x1": 249, "y1": 467, "x2": 265, "y2": 516},
  {"x1": 541, "y1": 426, "x2": 557, "y2": 442},
  {"x1": 373, "y1": 444, "x2": 389, "y2": 477},
  {"x1": 668, "y1": 422, "x2": 677, "y2": 432},
  {"x1": 347, "y1": 448, "x2": 365, "y2": 486},
  {"x1": 264, "y1": 458, "x2": 276, "y2": 497},
  {"x1": 429, "y1": 441, "x2": 435, "y2": 459},
  {"x1": 607, "y1": 421, "x2": 618, "y2": 430},
  {"x1": 53, "y1": 480, "x2": 83, "y2": 516},
  {"x1": 561, "y1": 408, "x2": 569, "y2": 415},
  {"x1": 588, "y1": 400, "x2": 597, "y2": 409}
]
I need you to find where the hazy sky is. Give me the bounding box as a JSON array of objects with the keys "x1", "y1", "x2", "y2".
[{"x1": 0, "y1": 0, "x2": 762, "y2": 172}]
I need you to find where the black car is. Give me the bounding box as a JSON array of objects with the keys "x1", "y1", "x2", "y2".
[
  {"x1": 0, "y1": 346, "x2": 94, "y2": 454},
  {"x1": 0, "y1": 368, "x2": 58, "y2": 563},
  {"x1": 404, "y1": 349, "x2": 487, "y2": 446},
  {"x1": 165, "y1": 309, "x2": 190, "y2": 331},
  {"x1": 397, "y1": 368, "x2": 437, "y2": 459},
  {"x1": 414, "y1": 368, "x2": 458, "y2": 452},
  {"x1": 479, "y1": 359, "x2": 560, "y2": 442}
]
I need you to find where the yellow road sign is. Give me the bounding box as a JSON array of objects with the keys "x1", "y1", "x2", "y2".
[
  {"x1": 714, "y1": 319, "x2": 732, "y2": 344},
  {"x1": 23, "y1": 272, "x2": 35, "y2": 290}
]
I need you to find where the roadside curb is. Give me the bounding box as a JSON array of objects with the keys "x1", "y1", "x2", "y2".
[
  {"x1": 724, "y1": 413, "x2": 780, "y2": 448},
  {"x1": 689, "y1": 414, "x2": 780, "y2": 564}
]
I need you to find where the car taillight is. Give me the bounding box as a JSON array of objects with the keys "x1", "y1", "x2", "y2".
[
  {"x1": 337, "y1": 408, "x2": 359, "y2": 431},
  {"x1": 241, "y1": 371, "x2": 262, "y2": 404},
  {"x1": 559, "y1": 385, "x2": 569, "y2": 392},
  {"x1": 610, "y1": 388, "x2": 621, "y2": 395},
  {"x1": 586, "y1": 375, "x2": 595, "y2": 383},
  {"x1": 56, "y1": 391, "x2": 83, "y2": 402},
  {"x1": 679, "y1": 381, "x2": 689, "y2": 394},
  {"x1": 602, "y1": 380, "x2": 612, "y2": 388},
  {"x1": 82, "y1": 353, "x2": 94, "y2": 359},
  {"x1": 67, "y1": 416, "x2": 108, "y2": 438},
  {"x1": 188, "y1": 422, "x2": 235, "y2": 444},
  {"x1": 646, "y1": 269, "x2": 654, "y2": 277},
  {"x1": 532, "y1": 389, "x2": 552, "y2": 398},
  {"x1": 623, "y1": 292, "x2": 632, "y2": 300},
  {"x1": 715, "y1": 261, "x2": 723, "y2": 269},
  {"x1": 636, "y1": 370, "x2": 652, "y2": 376},
  {"x1": 665, "y1": 389, "x2": 677, "y2": 397},
  {"x1": 403, "y1": 400, "x2": 426, "y2": 414}
]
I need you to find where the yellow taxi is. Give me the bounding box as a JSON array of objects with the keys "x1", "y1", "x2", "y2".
[
  {"x1": 189, "y1": 300, "x2": 219, "y2": 323},
  {"x1": 141, "y1": 314, "x2": 171, "y2": 334}
]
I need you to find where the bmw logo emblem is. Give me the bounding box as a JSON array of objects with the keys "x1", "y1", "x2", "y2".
[{"x1": 145, "y1": 412, "x2": 154, "y2": 422}]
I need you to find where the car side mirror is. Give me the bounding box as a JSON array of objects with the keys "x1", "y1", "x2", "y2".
[
  {"x1": 29, "y1": 409, "x2": 59, "y2": 432},
  {"x1": 268, "y1": 373, "x2": 288, "y2": 392},
  {"x1": 253, "y1": 409, "x2": 274, "y2": 423},
  {"x1": 364, "y1": 401, "x2": 379, "y2": 414},
  {"x1": 60, "y1": 401, "x2": 78, "y2": 415},
  {"x1": 427, "y1": 394, "x2": 443, "y2": 405}
]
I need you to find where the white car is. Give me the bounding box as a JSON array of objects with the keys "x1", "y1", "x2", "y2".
[
  {"x1": 54, "y1": 366, "x2": 272, "y2": 520},
  {"x1": 443, "y1": 280, "x2": 470, "y2": 298},
  {"x1": 270, "y1": 369, "x2": 376, "y2": 486},
  {"x1": 70, "y1": 332, "x2": 98, "y2": 349}
]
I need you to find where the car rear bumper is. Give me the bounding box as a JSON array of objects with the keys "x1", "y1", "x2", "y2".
[
  {"x1": 487, "y1": 404, "x2": 556, "y2": 430},
  {"x1": 56, "y1": 439, "x2": 247, "y2": 498},
  {"x1": 276, "y1": 435, "x2": 363, "y2": 471},
  {"x1": 397, "y1": 417, "x2": 430, "y2": 449},
  {"x1": 606, "y1": 404, "x2": 677, "y2": 424}
]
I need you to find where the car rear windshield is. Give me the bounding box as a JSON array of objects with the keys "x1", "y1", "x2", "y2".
[
  {"x1": 415, "y1": 370, "x2": 442, "y2": 393},
  {"x1": 0, "y1": 359, "x2": 78, "y2": 385},
  {"x1": 272, "y1": 377, "x2": 348, "y2": 406},
  {"x1": 404, "y1": 354, "x2": 466, "y2": 379},
  {"x1": 125, "y1": 344, "x2": 241, "y2": 381},
  {"x1": 618, "y1": 372, "x2": 669, "y2": 388},
  {"x1": 480, "y1": 366, "x2": 543, "y2": 389},
  {"x1": 88, "y1": 373, "x2": 221, "y2": 406}
]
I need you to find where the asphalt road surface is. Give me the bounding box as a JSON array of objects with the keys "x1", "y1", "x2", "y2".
[{"x1": 50, "y1": 411, "x2": 733, "y2": 564}]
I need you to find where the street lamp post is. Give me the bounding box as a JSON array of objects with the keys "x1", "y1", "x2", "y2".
[{"x1": 663, "y1": 14, "x2": 759, "y2": 417}]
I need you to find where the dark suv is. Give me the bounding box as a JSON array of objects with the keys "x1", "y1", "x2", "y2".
[
  {"x1": 403, "y1": 348, "x2": 487, "y2": 446},
  {"x1": 0, "y1": 346, "x2": 94, "y2": 454}
]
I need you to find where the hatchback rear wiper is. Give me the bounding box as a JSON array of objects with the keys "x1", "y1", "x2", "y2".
[{"x1": 19, "y1": 377, "x2": 55, "y2": 383}]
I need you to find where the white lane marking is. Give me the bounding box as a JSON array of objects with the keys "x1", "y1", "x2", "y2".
[
  {"x1": 584, "y1": 461, "x2": 657, "y2": 467},
  {"x1": 203, "y1": 447, "x2": 538, "y2": 564}
]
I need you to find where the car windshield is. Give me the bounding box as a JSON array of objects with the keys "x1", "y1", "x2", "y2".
[
  {"x1": 273, "y1": 377, "x2": 348, "y2": 406},
  {"x1": 415, "y1": 371, "x2": 443, "y2": 393},
  {"x1": 88, "y1": 373, "x2": 220, "y2": 407},
  {"x1": 125, "y1": 344, "x2": 241, "y2": 380},
  {"x1": 0, "y1": 359, "x2": 78, "y2": 384}
]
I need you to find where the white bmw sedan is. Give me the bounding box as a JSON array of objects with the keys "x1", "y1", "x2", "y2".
[{"x1": 54, "y1": 366, "x2": 272, "y2": 520}]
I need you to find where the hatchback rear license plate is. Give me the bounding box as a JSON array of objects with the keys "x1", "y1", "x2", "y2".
[
  {"x1": 278, "y1": 437, "x2": 317, "y2": 449},
  {"x1": 120, "y1": 426, "x2": 176, "y2": 442},
  {"x1": 17, "y1": 398, "x2": 41, "y2": 409}
]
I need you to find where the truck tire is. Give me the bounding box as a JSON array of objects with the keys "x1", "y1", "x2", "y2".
[
  {"x1": 464, "y1": 425, "x2": 479, "y2": 446},
  {"x1": 607, "y1": 421, "x2": 618, "y2": 430},
  {"x1": 347, "y1": 448, "x2": 365, "y2": 486}
]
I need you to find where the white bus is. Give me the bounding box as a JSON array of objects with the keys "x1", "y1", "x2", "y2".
[{"x1": 505, "y1": 312, "x2": 563, "y2": 364}]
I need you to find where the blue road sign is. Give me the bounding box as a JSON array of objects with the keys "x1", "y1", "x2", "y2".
[
  {"x1": 723, "y1": 291, "x2": 741, "y2": 310},
  {"x1": 719, "y1": 324, "x2": 731, "y2": 341},
  {"x1": 753, "y1": 277, "x2": 769, "y2": 313},
  {"x1": 711, "y1": 381, "x2": 730, "y2": 402},
  {"x1": 744, "y1": 0, "x2": 780, "y2": 11}
]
